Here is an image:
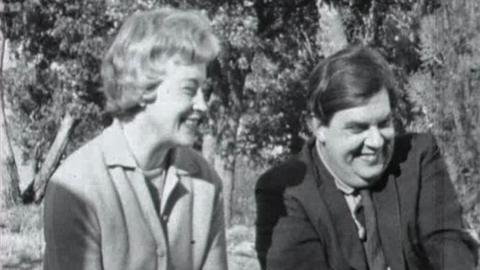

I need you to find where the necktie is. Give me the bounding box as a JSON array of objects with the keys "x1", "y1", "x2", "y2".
[{"x1": 357, "y1": 189, "x2": 388, "y2": 270}]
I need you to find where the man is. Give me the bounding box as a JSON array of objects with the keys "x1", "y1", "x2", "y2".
[
  {"x1": 44, "y1": 8, "x2": 227, "y2": 270},
  {"x1": 255, "y1": 46, "x2": 477, "y2": 270}
]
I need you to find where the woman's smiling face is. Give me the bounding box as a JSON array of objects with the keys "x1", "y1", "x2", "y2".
[{"x1": 142, "y1": 56, "x2": 208, "y2": 147}]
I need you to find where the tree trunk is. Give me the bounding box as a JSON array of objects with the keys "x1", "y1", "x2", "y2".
[
  {"x1": 217, "y1": 117, "x2": 242, "y2": 227},
  {"x1": 0, "y1": 24, "x2": 21, "y2": 210},
  {"x1": 22, "y1": 112, "x2": 76, "y2": 203},
  {"x1": 0, "y1": 108, "x2": 21, "y2": 209},
  {"x1": 222, "y1": 159, "x2": 236, "y2": 227},
  {"x1": 215, "y1": 152, "x2": 236, "y2": 227},
  {"x1": 201, "y1": 131, "x2": 216, "y2": 166},
  {"x1": 316, "y1": 0, "x2": 348, "y2": 57}
]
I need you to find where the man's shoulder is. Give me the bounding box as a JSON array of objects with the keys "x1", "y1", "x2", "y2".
[
  {"x1": 395, "y1": 132, "x2": 436, "y2": 148},
  {"x1": 386, "y1": 132, "x2": 443, "y2": 183},
  {"x1": 256, "y1": 157, "x2": 309, "y2": 192},
  {"x1": 392, "y1": 132, "x2": 438, "y2": 161}
]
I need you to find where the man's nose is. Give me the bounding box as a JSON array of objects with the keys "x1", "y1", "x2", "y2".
[
  {"x1": 192, "y1": 89, "x2": 207, "y2": 112},
  {"x1": 365, "y1": 127, "x2": 385, "y2": 149}
]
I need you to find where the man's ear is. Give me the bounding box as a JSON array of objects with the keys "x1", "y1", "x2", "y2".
[{"x1": 310, "y1": 118, "x2": 327, "y2": 143}]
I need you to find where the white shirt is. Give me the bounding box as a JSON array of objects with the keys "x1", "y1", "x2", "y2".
[{"x1": 315, "y1": 143, "x2": 366, "y2": 239}]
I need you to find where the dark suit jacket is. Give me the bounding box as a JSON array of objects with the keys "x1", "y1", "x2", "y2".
[{"x1": 255, "y1": 133, "x2": 477, "y2": 270}]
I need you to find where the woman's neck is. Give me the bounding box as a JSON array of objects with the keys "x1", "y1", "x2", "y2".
[{"x1": 119, "y1": 118, "x2": 172, "y2": 171}]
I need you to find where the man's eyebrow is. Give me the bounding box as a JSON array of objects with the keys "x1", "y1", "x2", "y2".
[
  {"x1": 344, "y1": 113, "x2": 393, "y2": 127},
  {"x1": 344, "y1": 120, "x2": 369, "y2": 127}
]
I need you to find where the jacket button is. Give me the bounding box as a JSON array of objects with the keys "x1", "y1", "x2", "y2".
[
  {"x1": 156, "y1": 248, "x2": 165, "y2": 257},
  {"x1": 162, "y1": 215, "x2": 168, "y2": 222}
]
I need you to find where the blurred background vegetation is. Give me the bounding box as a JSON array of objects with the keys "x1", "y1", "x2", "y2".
[{"x1": 0, "y1": 0, "x2": 479, "y2": 269}]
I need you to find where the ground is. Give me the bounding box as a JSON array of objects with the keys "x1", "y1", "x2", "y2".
[
  {"x1": 0, "y1": 205, "x2": 43, "y2": 270},
  {"x1": 1, "y1": 148, "x2": 261, "y2": 269},
  {"x1": 0, "y1": 205, "x2": 260, "y2": 270}
]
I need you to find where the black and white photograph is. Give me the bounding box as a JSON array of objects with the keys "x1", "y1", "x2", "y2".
[{"x1": 0, "y1": 0, "x2": 479, "y2": 269}]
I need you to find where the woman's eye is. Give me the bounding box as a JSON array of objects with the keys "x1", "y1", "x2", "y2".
[
  {"x1": 183, "y1": 86, "x2": 198, "y2": 97},
  {"x1": 146, "y1": 83, "x2": 159, "y2": 92}
]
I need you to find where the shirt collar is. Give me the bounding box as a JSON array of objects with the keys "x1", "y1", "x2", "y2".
[{"x1": 315, "y1": 140, "x2": 356, "y2": 195}]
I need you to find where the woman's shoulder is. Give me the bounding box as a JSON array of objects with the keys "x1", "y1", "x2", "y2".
[
  {"x1": 49, "y1": 135, "x2": 107, "y2": 188},
  {"x1": 173, "y1": 146, "x2": 222, "y2": 187}
]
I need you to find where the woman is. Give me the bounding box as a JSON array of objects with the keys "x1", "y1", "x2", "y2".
[{"x1": 43, "y1": 8, "x2": 227, "y2": 270}]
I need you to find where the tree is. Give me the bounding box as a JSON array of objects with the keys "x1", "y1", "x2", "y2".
[
  {"x1": 407, "y1": 0, "x2": 480, "y2": 241},
  {"x1": 2, "y1": 0, "x2": 150, "y2": 201},
  {"x1": 0, "y1": 3, "x2": 21, "y2": 208},
  {"x1": 3, "y1": 0, "x2": 120, "y2": 163},
  {"x1": 244, "y1": 0, "x2": 320, "y2": 159},
  {"x1": 205, "y1": 0, "x2": 323, "y2": 224},
  {"x1": 206, "y1": 2, "x2": 257, "y2": 225}
]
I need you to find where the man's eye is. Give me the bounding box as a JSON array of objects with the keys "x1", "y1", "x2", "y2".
[
  {"x1": 202, "y1": 88, "x2": 212, "y2": 100},
  {"x1": 379, "y1": 118, "x2": 393, "y2": 128},
  {"x1": 348, "y1": 126, "x2": 365, "y2": 134}
]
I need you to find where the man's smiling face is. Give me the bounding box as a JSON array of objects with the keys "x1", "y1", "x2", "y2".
[{"x1": 315, "y1": 88, "x2": 395, "y2": 188}]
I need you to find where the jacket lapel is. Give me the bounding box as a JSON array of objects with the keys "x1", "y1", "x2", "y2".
[
  {"x1": 191, "y1": 175, "x2": 215, "y2": 269},
  {"x1": 127, "y1": 169, "x2": 167, "y2": 246},
  {"x1": 372, "y1": 173, "x2": 406, "y2": 270},
  {"x1": 99, "y1": 121, "x2": 168, "y2": 255},
  {"x1": 306, "y1": 143, "x2": 368, "y2": 270},
  {"x1": 168, "y1": 147, "x2": 211, "y2": 270}
]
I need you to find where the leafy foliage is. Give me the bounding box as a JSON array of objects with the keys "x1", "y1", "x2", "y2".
[
  {"x1": 240, "y1": 0, "x2": 320, "y2": 163},
  {"x1": 407, "y1": 0, "x2": 480, "y2": 237},
  {"x1": 2, "y1": 0, "x2": 161, "y2": 164}
]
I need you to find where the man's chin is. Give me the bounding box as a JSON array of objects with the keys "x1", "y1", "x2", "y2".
[{"x1": 359, "y1": 170, "x2": 385, "y2": 184}]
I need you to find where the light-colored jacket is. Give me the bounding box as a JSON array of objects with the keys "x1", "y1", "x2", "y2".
[{"x1": 44, "y1": 121, "x2": 228, "y2": 270}]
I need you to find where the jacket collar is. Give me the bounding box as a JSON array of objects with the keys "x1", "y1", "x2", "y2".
[
  {"x1": 100, "y1": 119, "x2": 138, "y2": 169},
  {"x1": 298, "y1": 139, "x2": 369, "y2": 270},
  {"x1": 298, "y1": 138, "x2": 405, "y2": 270},
  {"x1": 99, "y1": 119, "x2": 199, "y2": 176}
]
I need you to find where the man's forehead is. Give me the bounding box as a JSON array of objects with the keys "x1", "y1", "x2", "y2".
[{"x1": 332, "y1": 93, "x2": 392, "y2": 123}]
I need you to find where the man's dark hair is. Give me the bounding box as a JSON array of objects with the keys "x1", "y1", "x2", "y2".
[{"x1": 307, "y1": 45, "x2": 397, "y2": 125}]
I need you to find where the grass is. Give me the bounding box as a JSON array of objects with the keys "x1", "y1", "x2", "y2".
[
  {"x1": 0, "y1": 157, "x2": 263, "y2": 270},
  {"x1": 0, "y1": 204, "x2": 43, "y2": 270},
  {"x1": 0, "y1": 203, "x2": 261, "y2": 270},
  {"x1": 227, "y1": 224, "x2": 260, "y2": 270},
  {"x1": 231, "y1": 157, "x2": 268, "y2": 226}
]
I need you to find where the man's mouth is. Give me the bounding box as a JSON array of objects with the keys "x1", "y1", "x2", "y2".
[{"x1": 359, "y1": 153, "x2": 383, "y2": 164}]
